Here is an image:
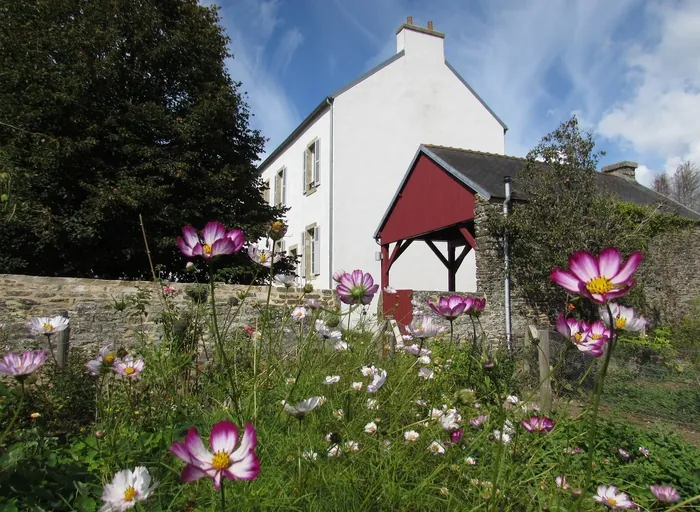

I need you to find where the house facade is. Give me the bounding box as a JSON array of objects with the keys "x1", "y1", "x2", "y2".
[{"x1": 258, "y1": 18, "x2": 507, "y2": 311}]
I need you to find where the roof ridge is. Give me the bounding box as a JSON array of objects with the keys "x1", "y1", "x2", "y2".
[{"x1": 423, "y1": 144, "x2": 529, "y2": 163}]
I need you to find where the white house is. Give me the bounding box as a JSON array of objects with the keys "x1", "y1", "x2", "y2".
[{"x1": 258, "y1": 17, "x2": 507, "y2": 311}]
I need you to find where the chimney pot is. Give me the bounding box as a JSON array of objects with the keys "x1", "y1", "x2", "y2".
[
  {"x1": 407, "y1": 16, "x2": 413, "y2": 24},
  {"x1": 427, "y1": 21, "x2": 434, "y2": 30},
  {"x1": 601, "y1": 161, "x2": 638, "y2": 181}
]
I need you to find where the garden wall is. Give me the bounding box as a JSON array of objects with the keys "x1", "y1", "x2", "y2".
[{"x1": 0, "y1": 274, "x2": 337, "y2": 353}]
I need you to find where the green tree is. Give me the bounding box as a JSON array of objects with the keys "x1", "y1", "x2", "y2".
[
  {"x1": 0, "y1": 0, "x2": 284, "y2": 281},
  {"x1": 487, "y1": 117, "x2": 691, "y2": 319}
]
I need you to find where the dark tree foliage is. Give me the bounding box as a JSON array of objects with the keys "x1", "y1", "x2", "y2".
[
  {"x1": 487, "y1": 117, "x2": 692, "y2": 320},
  {"x1": 0, "y1": 0, "x2": 285, "y2": 281}
]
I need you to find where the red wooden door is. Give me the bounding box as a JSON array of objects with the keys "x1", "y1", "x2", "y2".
[{"x1": 383, "y1": 289, "x2": 413, "y2": 328}]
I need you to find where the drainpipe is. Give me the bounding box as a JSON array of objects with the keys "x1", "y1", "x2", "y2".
[
  {"x1": 326, "y1": 96, "x2": 335, "y2": 289},
  {"x1": 503, "y1": 176, "x2": 513, "y2": 351}
]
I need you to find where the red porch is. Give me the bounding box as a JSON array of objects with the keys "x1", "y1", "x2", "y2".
[{"x1": 374, "y1": 146, "x2": 480, "y2": 325}]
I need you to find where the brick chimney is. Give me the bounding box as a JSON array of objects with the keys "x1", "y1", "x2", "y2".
[
  {"x1": 396, "y1": 17, "x2": 444, "y2": 59},
  {"x1": 601, "y1": 161, "x2": 638, "y2": 181}
]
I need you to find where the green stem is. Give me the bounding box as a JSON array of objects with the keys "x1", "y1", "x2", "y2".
[
  {"x1": 297, "y1": 418, "x2": 303, "y2": 487},
  {"x1": 574, "y1": 304, "x2": 616, "y2": 511},
  {"x1": 449, "y1": 321, "x2": 454, "y2": 346},
  {"x1": 220, "y1": 478, "x2": 226, "y2": 511},
  {"x1": 264, "y1": 246, "x2": 275, "y2": 362},
  {"x1": 208, "y1": 263, "x2": 241, "y2": 417},
  {"x1": 0, "y1": 388, "x2": 23, "y2": 446}
]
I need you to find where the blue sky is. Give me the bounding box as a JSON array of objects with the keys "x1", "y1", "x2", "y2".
[{"x1": 208, "y1": 0, "x2": 700, "y2": 188}]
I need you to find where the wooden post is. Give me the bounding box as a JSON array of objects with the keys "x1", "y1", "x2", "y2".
[
  {"x1": 538, "y1": 329, "x2": 552, "y2": 414},
  {"x1": 56, "y1": 310, "x2": 70, "y2": 369},
  {"x1": 447, "y1": 242, "x2": 456, "y2": 292}
]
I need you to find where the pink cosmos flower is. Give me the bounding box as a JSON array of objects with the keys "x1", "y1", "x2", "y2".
[
  {"x1": 405, "y1": 315, "x2": 444, "y2": 339},
  {"x1": 556, "y1": 315, "x2": 589, "y2": 344},
  {"x1": 426, "y1": 295, "x2": 467, "y2": 321},
  {"x1": 332, "y1": 269, "x2": 347, "y2": 283},
  {"x1": 113, "y1": 356, "x2": 145, "y2": 377},
  {"x1": 521, "y1": 416, "x2": 555, "y2": 433},
  {"x1": 556, "y1": 316, "x2": 608, "y2": 357},
  {"x1": 336, "y1": 270, "x2": 379, "y2": 305},
  {"x1": 466, "y1": 297, "x2": 487, "y2": 316},
  {"x1": 169, "y1": 420, "x2": 260, "y2": 490},
  {"x1": 0, "y1": 351, "x2": 47, "y2": 380},
  {"x1": 649, "y1": 485, "x2": 680, "y2": 503},
  {"x1": 555, "y1": 476, "x2": 570, "y2": 490},
  {"x1": 599, "y1": 302, "x2": 647, "y2": 332},
  {"x1": 593, "y1": 485, "x2": 636, "y2": 509},
  {"x1": 449, "y1": 429, "x2": 464, "y2": 445},
  {"x1": 470, "y1": 415, "x2": 488, "y2": 428},
  {"x1": 551, "y1": 248, "x2": 643, "y2": 304},
  {"x1": 177, "y1": 222, "x2": 245, "y2": 260}
]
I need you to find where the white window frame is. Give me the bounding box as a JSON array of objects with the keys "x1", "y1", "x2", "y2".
[
  {"x1": 303, "y1": 139, "x2": 320, "y2": 194},
  {"x1": 275, "y1": 167, "x2": 286, "y2": 206}
]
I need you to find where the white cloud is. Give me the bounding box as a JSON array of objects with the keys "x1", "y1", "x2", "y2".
[
  {"x1": 597, "y1": 1, "x2": 700, "y2": 182},
  {"x1": 212, "y1": 0, "x2": 302, "y2": 161}
]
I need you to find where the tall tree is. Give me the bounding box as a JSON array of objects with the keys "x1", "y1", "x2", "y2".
[
  {"x1": 652, "y1": 161, "x2": 700, "y2": 212},
  {"x1": 0, "y1": 0, "x2": 283, "y2": 280}
]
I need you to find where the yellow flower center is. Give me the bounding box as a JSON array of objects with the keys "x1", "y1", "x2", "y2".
[
  {"x1": 124, "y1": 367, "x2": 136, "y2": 375},
  {"x1": 43, "y1": 323, "x2": 55, "y2": 332},
  {"x1": 260, "y1": 253, "x2": 267, "y2": 263},
  {"x1": 202, "y1": 244, "x2": 212, "y2": 255},
  {"x1": 123, "y1": 486, "x2": 137, "y2": 501},
  {"x1": 604, "y1": 497, "x2": 616, "y2": 506},
  {"x1": 615, "y1": 317, "x2": 627, "y2": 329},
  {"x1": 103, "y1": 353, "x2": 116, "y2": 366},
  {"x1": 573, "y1": 332, "x2": 583, "y2": 343},
  {"x1": 585, "y1": 276, "x2": 614, "y2": 295},
  {"x1": 589, "y1": 334, "x2": 603, "y2": 340},
  {"x1": 212, "y1": 451, "x2": 230, "y2": 470}
]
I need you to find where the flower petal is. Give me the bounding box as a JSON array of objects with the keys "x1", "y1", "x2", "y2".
[
  {"x1": 181, "y1": 464, "x2": 209, "y2": 483},
  {"x1": 202, "y1": 221, "x2": 227, "y2": 245},
  {"x1": 597, "y1": 248, "x2": 621, "y2": 279},
  {"x1": 210, "y1": 420, "x2": 239, "y2": 454},
  {"x1": 610, "y1": 251, "x2": 643, "y2": 285},
  {"x1": 226, "y1": 451, "x2": 260, "y2": 480},
  {"x1": 182, "y1": 225, "x2": 199, "y2": 248},
  {"x1": 568, "y1": 251, "x2": 599, "y2": 283},
  {"x1": 211, "y1": 237, "x2": 236, "y2": 257},
  {"x1": 184, "y1": 428, "x2": 213, "y2": 466},
  {"x1": 550, "y1": 269, "x2": 581, "y2": 293},
  {"x1": 177, "y1": 237, "x2": 195, "y2": 257}
]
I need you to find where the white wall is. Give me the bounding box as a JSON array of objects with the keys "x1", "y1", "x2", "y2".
[
  {"x1": 259, "y1": 111, "x2": 331, "y2": 287},
  {"x1": 332, "y1": 26, "x2": 505, "y2": 315}
]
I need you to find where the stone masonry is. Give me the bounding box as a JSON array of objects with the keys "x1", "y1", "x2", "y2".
[{"x1": 0, "y1": 274, "x2": 337, "y2": 353}]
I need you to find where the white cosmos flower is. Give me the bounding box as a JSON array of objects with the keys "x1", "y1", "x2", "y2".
[
  {"x1": 351, "y1": 381, "x2": 363, "y2": 391},
  {"x1": 427, "y1": 441, "x2": 446, "y2": 455},
  {"x1": 465, "y1": 457, "x2": 477, "y2": 465},
  {"x1": 274, "y1": 274, "x2": 296, "y2": 288},
  {"x1": 364, "y1": 422, "x2": 378, "y2": 434},
  {"x1": 292, "y1": 307, "x2": 307, "y2": 321},
  {"x1": 283, "y1": 397, "x2": 324, "y2": 418},
  {"x1": 344, "y1": 441, "x2": 359, "y2": 452},
  {"x1": 404, "y1": 430, "x2": 420, "y2": 442},
  {"x1": 333, "y1": 409, "x2": 344, "y2": 420},
  {"x1": 323, "y1": 375, "x2": 340, "y2": 385},
  {"x1": 302, "y1": 450, "x2": 318, "y2": 461},
  {"x1": 361, "y1": 365, "x2": 376, "y2": 377},
  {"x1": 366, "y1": 369, "x2": 387, "y2": 393},
  {"x1": 366, "y1": 398, "x2": 379, "y2": 410},
  {"x1": 492, "y1": 430, "x2": 512, "y2": 445},
  {"x1": 599, "y1": 302, "x2": 647, "y2": 332},
  {"x1": 430, "y1": 408, "x2": 443, "y2": 420},
  {"x1": 327, "y1": 445, "x2": 342, "y2": 457},
  {"x1": 418, "y1": 367, "x2": 434, "y2": 380},
  {"x1": 28, "y1": 316, "x2": 69, "y2": 336},
  {"x1": 438, "y1": 411, "x2": 462, "y2": 431},
  {"x1": 417, "y1": 355, "x2": 431, "y2": 365},
  {"x1": 333, "y1": 341, "x2": 349, "y2": 351},
  {"x1": 99, "y1": 466, "x2": 158, "y2": 512}
]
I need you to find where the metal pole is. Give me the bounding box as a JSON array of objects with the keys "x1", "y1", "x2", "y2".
[{"x1": 503, "y1": 176, "x2": 513, "y2": 350}]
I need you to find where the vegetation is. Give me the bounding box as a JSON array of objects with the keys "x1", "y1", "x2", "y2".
[
  {"x1": 0, "y1": 0, "x2": 283, "y2": 281},
  {"x1": 652, "y1": 161, "x2": 700, "y2": 212}
]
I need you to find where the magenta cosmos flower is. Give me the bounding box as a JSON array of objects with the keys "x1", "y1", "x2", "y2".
[
  {"x1": 177, "y1": 222, "x2": 245, "y2": 260},
  {"x1": 465, "y1": 297, "x2": 486, "y2": 317},
  {"x1": 555, "y1": 315, "x2": 608, "y2": 357},
  {"x1": 551, "y1": 248, "x2": 643, "y2": 304},
  {"x1": 521, "y1": 416, "x2": 555, "y2": 433},
  {"x1": 170, "y1": 420, "x2": 260, "y2": 489},
  {"x1": 426, "y1": 295, "x2": 467, "y2": 321},
  {"x1": 0, "y1": 351, "x2": 47, "y2": 381},
  {"x1": 336, "y1": 270, "x2": 379, "y2": 305},
  {"x1": 649, "y1": 485, "x2": 680, "y2": 503}
]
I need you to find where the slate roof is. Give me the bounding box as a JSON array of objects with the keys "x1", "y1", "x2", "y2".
[{"x1": 423, "y1": 145, "x2": 700, "y2": 221}]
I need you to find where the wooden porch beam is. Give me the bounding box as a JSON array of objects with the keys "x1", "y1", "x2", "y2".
[
  {"x1": 425, "y1": 240, "x2": 448, "y2": 268},
  {"x1": 388, "y1": 239, "x2": 412, "y2": 271},
  {"x1": 455, "y1": 245, "x2": 471, "y2": 269},
  {"x1": 459, "y1": 226, "x2": 476, "y2": 248}
]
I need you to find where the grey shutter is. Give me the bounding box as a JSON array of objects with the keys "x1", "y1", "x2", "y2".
[
  {"x1": 300, "y1": 231, "x2": 306, "y2": 280},
  {"x1": 312, "y1": 226, "x2": 320, "y2": 275},
  {"x1": 313, "y1": 139, "x2": 321, "y2": 186},
  {"x1": 282, "y1": 168, "x2": 287, "y2": 205},
  {"x1": 302, "y1": 148, "x2": 307, "y2": 193}
]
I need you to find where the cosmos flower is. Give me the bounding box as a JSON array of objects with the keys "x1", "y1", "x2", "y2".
[
  {"x1": 248, "y1": 246, "x2": 282, "y2": 268},
  {"x1": 366, "y1": 369, "x2": 387, "y2": 393},
  {"x1": 302, "y1": 450, "x2": 318, "y2": 461},
  {"x1": 291, "y1": 307, "x2": 307, "y2": 321},
  {"x1": 555, "y1": 476, "x2": 570, "y2": 490},
  {"x1": 336, "y1": 270, "x2": 379, "y2": 305},
  {"x1": 418, "y1": 367, "x2": 434, "y2": 380},
  {"x1": 86, "y1": 345, "x2": 118, "y2": 376},
  {"x1": 593, "y1": 485, "x2": 636, "y2": 509},
  {"x1": 333, "y1": 341, "x2": 349, "y2": 351},
  {"x1": 351, "y1": 381, "x2": 363, "y2": 391},
  {"x1": 404, "y1": 430, "x2": 420, "y2": 442},
  {"x1": 405, "y1": 315, "x2": 444, "y2": 339},
  {"x1": 366, "y1": 398, "x2": 379, "y2": 410},
  {"x1": 649, "y1": 485, "x2": 680, "y2": 503},
  {"x1": 99, "y1": 466, "x2": 158, "y2": 511},
  {"x1": 465, "y1": 457, "x2": 477, "y2": 465},
  {"x1": 274, "y1": 274, "x2": 296, "y2": 289},
  {"x1": 323, "y1": 375, "x2": 340, "y2": 385},
  {"x1": 599, "y1": 303, "x2": 647, "y2": 332},
  {"x1": 470, "y1": 415, "x2": 488, "y2": 428},
  {"x1": 28, "y1": 316, "x2": 69, "y2": 336},
  {"x1": 332, "y1": 269, "x2": 347, "y2": 283},
  {"x1": 177, "y1": 222, "x2": 244, "y2": 260},
  {"x1": 551, "y1": 248, "x2": 643, "y2": 304},
  {"x1": 169, "y1": 420, "x2": 260, "y2": 490},
  {"x1": 364, "y1": 422, "x2": 378, "y2": 434},
  {"x1": 113, "y1": 356, "x2": 145, "y2": 378},
  {"x1": 427, "y1": 441, "x2": 446, "y2": 455},
  {"x1": 282, "y1": 397, "x2": 323, "y2": 418},
  {"x1": 426, "y1": 295, "x2": 467, "y2": 321},
  {"x1": 438, "y1": 411, "x2": 462, "y2": 431},
  {"x1": 521, "y1": 416, "x2": 555, "y2": 433},
  {"x1": 0, "y1": 350, "x2": 47, "y2": 381}
]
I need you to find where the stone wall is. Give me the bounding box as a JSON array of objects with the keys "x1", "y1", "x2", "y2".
[
  {"x1": 0, "y1": 274, "x2": 337, "y2": 353},
  {"x1": 641, "y1": 226, "x2": 700, "y2": 325}
]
